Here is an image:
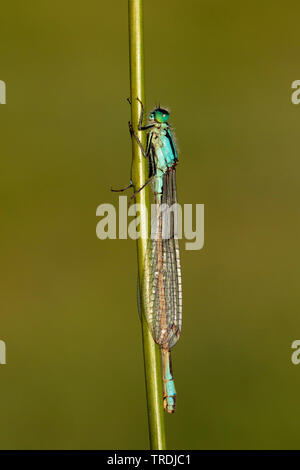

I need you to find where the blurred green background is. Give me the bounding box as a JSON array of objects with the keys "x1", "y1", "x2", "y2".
[{"x1": 0, "y1": 0, "x2": 299, "y2": 449}]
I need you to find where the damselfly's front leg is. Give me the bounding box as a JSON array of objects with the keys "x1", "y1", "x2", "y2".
[
  {"x1": 110, "y1": 99, "x2": 136, "y2": 193},
  {"x1": 128, "y1": 97, "x2": 154, "y2": 157},
  {"x1": 120, "y1": 98, "x2": 155, "y2": 201},
  {"x1": 128, "y1": 121, "x2": 148, "y2": 158},
  {"x1": 136, "y1": 98, "x2": 155, "y2": 132}
]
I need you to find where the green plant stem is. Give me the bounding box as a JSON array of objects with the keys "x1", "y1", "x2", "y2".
[{"x1": 128, "y1": 0, "x2": 166, "y2": 450}]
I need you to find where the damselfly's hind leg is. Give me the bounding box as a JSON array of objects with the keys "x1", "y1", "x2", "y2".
[
  {"x1": 129, "y1": 176, "x2": 154, "y2": 201},
  {"x1": 111, "y1": 177, "x2": 153, "y2": 202},
  {"x1": 111, "y1": 182, "x2": 133, "y2": 193}
]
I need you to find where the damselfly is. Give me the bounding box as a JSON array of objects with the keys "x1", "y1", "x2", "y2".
[{"x1": 113, "y1": 98, "x2": 182, "y2": 413}]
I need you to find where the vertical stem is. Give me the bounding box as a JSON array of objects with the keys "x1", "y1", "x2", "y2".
[{"x1": 128, "y1": 0, "x2": 166, "y2": 450}]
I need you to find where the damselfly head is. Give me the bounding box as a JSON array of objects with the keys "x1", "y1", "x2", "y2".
[{"x1": 149, "y1": 108, "x2": 170, "y2": 123}]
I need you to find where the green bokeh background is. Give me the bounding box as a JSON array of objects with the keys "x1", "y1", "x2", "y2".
[{"x1": 0, "y1": 0, "x2": 299, "y2": 449}]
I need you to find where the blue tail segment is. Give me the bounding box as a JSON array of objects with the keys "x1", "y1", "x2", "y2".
[{"x1": 162, "y1": 349, "x2": 176, "y2": 413}]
